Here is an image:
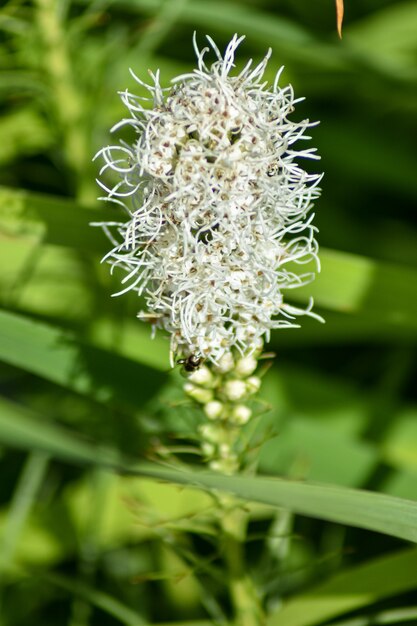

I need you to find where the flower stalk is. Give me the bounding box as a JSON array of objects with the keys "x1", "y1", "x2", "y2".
[
  {"x1": 35, "y1": 0, "x2": 94, "y2": 203},
  {"x1": 183, "y1": 350, "x2": 261, "y2": 473},
  {"x1": 221, "y1": 501, "x2": 264, "y2": 626},
  {"x1": 182, "y1": 350, "x2": 264, "y2": 625},
  {"x1": 95, "y1": 35, "x2": 323, "y2": 623}
]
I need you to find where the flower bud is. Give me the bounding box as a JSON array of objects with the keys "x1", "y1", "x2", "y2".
[
  {"x1": 234, "y1": 355, "x2": 258, "y2": 378},
  {"x1": 246, "y1": 376, "x2": 261, "y2": 395},
  {"x1": 183, "y1": 383, "x2": 213, "y2": 404},
  {"x1": 201, "y1": 442, "x2": 215, "y2": 457},
  {"x1": 230, "y1": 404, "x2": 252, "y2": 425},
  {"x1": 204, "y1": 400, "x2": 224, "y2": 421},
  {"x1": 199, "y1": 423, "x2": 221, "y2": 443},
  {"x1": 188, "y1": 365, "x2": 214, "y2": 387},
  {"x1": 219, "y1": 443, "x2": 231, "y2": 459},
  {"x1": 222, "y1": 379, "x2": 247, "y2": 401},
  {"x1": 210, "y1": 456, "x2": 239, "y2": 475},
  {"x1": 213, "y1": 352, "x2": 235, "y2": 374}
]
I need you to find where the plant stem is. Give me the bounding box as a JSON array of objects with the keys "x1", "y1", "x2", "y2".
[
  {"x1": 35, "y1": 0, "x2": 95, "y2": 203},
  {"x1": 221, "y1": 497, "x2": 264, "y2": 626},
  {"x1": 183, "y1": 351, "x2": 266, "y2": 624}
]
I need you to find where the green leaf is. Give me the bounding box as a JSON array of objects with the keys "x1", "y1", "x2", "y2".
[
  {"x1": 0, "y1": 185, "x2": 111, "y2": 251},
  {"x1": 0, "y1": 396, "x2": 117, "y2": 467},
  {"x1": 382, "y1": 408, "x2": 417, "y2": 471},
  {"x1": 1, "y1": 397, "x2": 417, "y2": 544},
  {"x1": 0, "y1": 309, "x2": 166, "y2": 404},
  {"x1": 117, "y1": 0, "x2": 313, "y2": 46},
  {"x1": 88, "y1": 0, "x2": 348, "y2": 75},
  {"x1": 332, "y1": 607, "x2": 417, "y2": 626},
  {"x1": 87, "y1": 316, "x2": 170, "y2": 372},
  {"x1": 0, "y1": 242, "x2": 94, "y2": 320},
  {"x1": 0, "y1": 109, "x2": 52, "y2": 165},
  {"x1": 43, "y1": 571, "x2": 147, "y2": 625},
  {"x1": 268, "y1": 547, "x2": 417, "y2": 626},
  {"x1": 259, "y1": 417, "x2": 376, "y2": 487},
  {"x1": 347, "y1": 1, "x2": 417, "y2": 79},
  {"x1": 0, "y1": 451, "x2": 49, "y2": 567},
  {"x1": 383, "y1": 468, "x2": 417, "y2": 500},
  {"x1": 290, "y1": 249, "x2": 417, "y2": 331},
  {"x1": 139, "y1": 467, "x2": 417, "y2": 545}
]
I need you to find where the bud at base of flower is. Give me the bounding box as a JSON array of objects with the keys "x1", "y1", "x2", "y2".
[
  {"x1": 188, "y1": 365, "x2": 214, "y2": 387},
  {"x1": 183, "y1": 383, "x2": 214, "y2": 404},
  {"x1": 204, "y1": 400, "x2": 224, "y2": 420},
  {"x1": 222, "y1": 379, "x2": 247, "y2": 402},
  {"x1": 246, "y1": 376, "x2": 261, "y2": 395},
  {"x1": 234, "y1": 355, "x2": 258, "y2": 378},
  {"x1": 213, "y1": 352, "x2": 235, "y2": 374},
  {"x1": 230, "y1": 405, "x2": 252, "y2": 425},
  {"x1": 210, "y1": 456, "x2": 239, "y2": 475}
]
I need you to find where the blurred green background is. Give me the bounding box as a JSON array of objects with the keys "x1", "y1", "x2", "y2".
[{"x1": 0, "y1": 0, "x2": 417, "y2": 624}]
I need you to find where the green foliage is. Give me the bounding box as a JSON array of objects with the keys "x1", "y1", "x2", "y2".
[{"x1": 0, "y1": 0, "x2": 417, "y2": 624}]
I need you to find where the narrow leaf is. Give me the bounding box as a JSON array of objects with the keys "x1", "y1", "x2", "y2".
[
  {"x1": 44, "y1": 572, "x2": 147, "y2": 626},
  {"x1": 134, "y1": 465, "x2": 417, "y2": 544},
  {"x1": 268, "y1": 547, "x2": 417, "y2": 626},
  {"x1": 0, "y1": 185, "x2": 112, "y2": 252},
  {"x1": 336, "y1": 0, "x2": 344, "y2": 38},
  {"x1": 0, "y1": 451, "x2": 49, "y2": 566},
  {"x1": 291, "y1": 250, "x2": 417, "y2": 331},
  {"x1": 0, "y1": 396, "x2": 119, "y2": 468},
  {"x1": 1, "y1": 398, "x2": 417, "y2": 544},
  {"x1": 0, "y1": 309, "x2": 166, "y2": 405}
]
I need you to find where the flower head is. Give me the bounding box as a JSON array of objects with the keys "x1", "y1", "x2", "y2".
[{"x1": 95, "y1": 34, "x2": 323, "y2": 365}]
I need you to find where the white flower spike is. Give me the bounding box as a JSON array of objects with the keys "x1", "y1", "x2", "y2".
[{"x1": 94, "y1": 34, "x2": 323, "y2": 365}]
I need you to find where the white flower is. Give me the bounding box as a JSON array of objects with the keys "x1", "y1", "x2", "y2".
[{"x1": 94, "y1": 34, "x2": 323, "y2": 365}]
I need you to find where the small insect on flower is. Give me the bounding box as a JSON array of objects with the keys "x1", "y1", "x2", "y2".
[
  {"x1": 94, "y1": 33, "x2": 323, "y2": 366},
  {"x1": 177, "y1": 354, "x2": 205, "y2": 373}
]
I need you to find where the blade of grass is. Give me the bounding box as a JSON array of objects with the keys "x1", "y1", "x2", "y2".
[
  {"x1": 290, "y1": 249, "x2": 417, "y2": 330},
  {"x1": 267, "y1": 547, "x2": 417, "y2": 626},
  {"x1": 0, "y1": 309, "x2": 166, "y2": 404},
  {"x1": 134, "y1": 465, "x2": 417, "y2": 544},
  {"x1": 0, "y1": 396, "x2": 119, "y2": 467},
  {"x1": 0, "y1": 185, "x2": 112, "y2": 252},
  {"x1": 331, "y1": 606, "x2": 417, "y2": 626},
  {"x1": 0, "y1": 451, "x2": 49, "y2": 566},
  {"x1": 0, "y1": 450, "x2": 49, "y2": 614},
  {"x1": 1, "y1": 396, "x2": 417, "y2": 544},
  {"x1": 112, "y1": 0, "x2": 353, "y2": 72},
  {"x1": 133, "y1": 0, "x2": 190, "y2": 58},
  {"x1": 114, "y1": 0, "x2": 314, "y2": 46},
  {"x1": 68, "y1": 469, "x2": 116, "y2": 626},
  {"x1": 43, "y1": 571, "x2": 147, "y2": 626}
]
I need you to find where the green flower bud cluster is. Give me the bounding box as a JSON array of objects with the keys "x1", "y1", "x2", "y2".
[{"x1": 182, "y1": 351, "x2": 262, "y2": 474}]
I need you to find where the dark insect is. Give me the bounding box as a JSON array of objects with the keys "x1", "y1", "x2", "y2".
[
  {"x1": 266, "y1": 162, "x2": 281, "y2": 177},
  {"x1": 177, "y1": 354, "x2": 204, "y2": 372}
]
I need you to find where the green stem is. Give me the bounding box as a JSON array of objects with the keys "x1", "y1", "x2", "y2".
[
  {"x1": 183, "y1": 351, "x2": 266, "y2": 624},
  {"x1": 221, "y1": 497, "x2": 264, "y2": 626},
  {"x1": 35, "y1": 0, "x2": 94, "y2": 203}
]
